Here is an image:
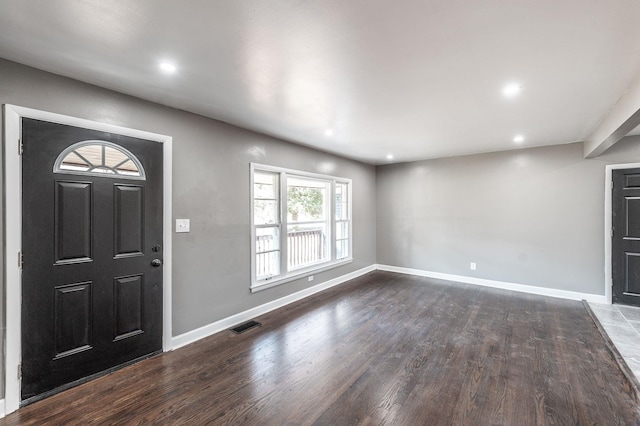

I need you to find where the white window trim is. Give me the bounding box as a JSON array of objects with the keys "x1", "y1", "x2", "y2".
[{"x1": 250, "y1": 163, "x2": 353, "y2": 292}]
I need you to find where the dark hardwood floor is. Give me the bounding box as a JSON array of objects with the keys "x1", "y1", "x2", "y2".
[{"x1": 3, "y1": 271, "x2": 639, "y2": 425}]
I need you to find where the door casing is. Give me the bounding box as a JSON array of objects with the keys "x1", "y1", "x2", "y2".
[{"x1": 3, "y1": 104, "x2": 173, "y2": 415}]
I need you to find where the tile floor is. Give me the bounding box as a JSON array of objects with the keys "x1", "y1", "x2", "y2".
[{"x1": 588, "y1": 302, "x2": 640, "y2": 379}]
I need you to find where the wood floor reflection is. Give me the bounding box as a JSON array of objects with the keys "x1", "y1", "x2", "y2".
[{"x1": 2, "y1": 271, "x2": 639, "y2": 425}]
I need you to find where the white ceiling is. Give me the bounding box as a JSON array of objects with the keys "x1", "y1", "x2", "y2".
[{"x1": 1, "y1": 1, "x2": 640, "y2": 164}]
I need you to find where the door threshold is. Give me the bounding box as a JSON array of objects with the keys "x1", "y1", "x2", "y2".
[{"x1": 20, "y1": 350, "x2": 162, "y2": 407}]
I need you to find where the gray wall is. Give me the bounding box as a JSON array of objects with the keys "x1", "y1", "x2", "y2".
[
  {"x1": 0, "y1": 57, "x2": 377, "y2": 344},
  {"x1": 4, "y1": 55, "x2": 640, "y2": 403},
  {"x1": 376, "y1": 140, "x2": 640, "y2": 296}
]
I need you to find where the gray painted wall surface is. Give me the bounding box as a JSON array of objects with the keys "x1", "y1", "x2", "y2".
[
  {"x1": 376, "y1": 141, "x2": 640, "y2": 296},
  {"x1": 0, "y1": 58, "x2": 377, "y2": 343},
  {"x1": 3, "y1": 55, "x2": 640, "y2": 403}
]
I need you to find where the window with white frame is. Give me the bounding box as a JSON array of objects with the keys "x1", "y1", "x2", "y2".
[{"x1": 251, "y1": 164, "x2": 352, "y2": 290}]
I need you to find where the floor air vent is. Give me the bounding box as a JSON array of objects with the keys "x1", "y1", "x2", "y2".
[{"x1": 230, "y1": 320, "x2": 262, "y2": 334}]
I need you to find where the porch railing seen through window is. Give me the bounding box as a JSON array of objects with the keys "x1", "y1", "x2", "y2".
[{"x1": 256, "y1": 228, "x2": 326, "y2": 279}]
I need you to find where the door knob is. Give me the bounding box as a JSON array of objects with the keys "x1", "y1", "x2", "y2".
[{"x1": 151, "y1": 259, "x2": 162, "y2": 267}]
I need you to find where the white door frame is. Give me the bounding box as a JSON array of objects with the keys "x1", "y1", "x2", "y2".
[
  {"x1": 3, "y1": 105, "x2": 173, "y2": 415},
  {"x1": 604, "y1": 162, "x2": 640, "y2": 305}
]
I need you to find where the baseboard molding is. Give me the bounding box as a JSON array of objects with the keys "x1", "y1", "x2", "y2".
[
  {"x1": 172, "y1": 265, "x2": 376, "y2": 349},
  {"x1": 172, "y1": 263, "x2": 606, "y2": 351},
  {"x1": 375, "y1": 264, "x2": 607, "y2": 304},
  {"x1": 0, "y1": 398, "x2": 6, "y2": 418}
]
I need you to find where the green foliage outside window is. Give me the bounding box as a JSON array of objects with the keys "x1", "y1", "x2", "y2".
[{"x1": 288, "y1": 187, "x2": 323, "y2": 222}]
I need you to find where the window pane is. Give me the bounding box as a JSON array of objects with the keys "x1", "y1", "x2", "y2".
[
  {"x1": 254, "y1": 200, "x2": 278, "y2": 225},
  {"x1": 335, "y1": 182, "x2": 349, "y2": 220},
  {"x1": 336, "y1": 221, "x2": 349, "y2": 240},
  {"x1": 256, "y1": 227, "x2": 280, "y2": 280},
  {"x1": 336, "y1": 239, "x2": 349, "y2": 260},
  {"x1": 115, "y1": 160, "x2": 141, "y2": 176},
  {"x1": 288, "y1": 224, "x2": 328, "y2": 269},
  {"x1": 56, "y1": 142, "x2": 143, "y2": 178},
  {"x1": 60, "y1": 151, "x2": 91, "y2": 171},
  {"x1": 254, "y1": 172, "x2": 278, "y2": 199},
  {"x1": 256, "y1": 227, "x2": 280, "y2": 252},
  {"x1": 104, "y1": 146, "x2": 129, "y2": 168},
  {"x1": 75, "y1": 145, "x2": 103, "y2": 167},
  {"x1": 287, "y1": 177, "x2": 328, "y2": 223},
  {"x1": 256, "y1": 251, "x2": 280, "y2": 280}
]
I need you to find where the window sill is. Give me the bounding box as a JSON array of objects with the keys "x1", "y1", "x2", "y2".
[{"x1": 250, "y1": 258, "x2": 353, "y2": 293}]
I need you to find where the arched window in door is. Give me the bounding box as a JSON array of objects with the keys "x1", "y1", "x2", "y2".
[{"x1": 53, "y1": 140, "x2": 146, "y2": 180}]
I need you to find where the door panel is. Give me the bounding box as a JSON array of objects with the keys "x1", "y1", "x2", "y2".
[
  {"x1": 612, "y1": 168, "x2": 640, "y2": 306},
  {"x1": 21, "y1": 118, "x2": 163, "y2": 403},
  {"x1": 114, "y1": 274, "x2": 145, "y2": 340},
  {"x1": 53, "y1": 282, "x2": 93, "y2": 358},
  {"x1": 55, "y1": 181, "x2": 93, "y2": 263},
  {"x1": 114, "y1": 184, "x2": 144, "y2": 257}
]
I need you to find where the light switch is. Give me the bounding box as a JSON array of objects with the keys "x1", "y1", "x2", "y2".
[{"x1": 176, "y1": 219, "x2": 190, "y2": 233}]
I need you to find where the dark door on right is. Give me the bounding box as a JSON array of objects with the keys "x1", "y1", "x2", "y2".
[{"x1": 612, "y1": 168, "x2": 640, "y2": 306}]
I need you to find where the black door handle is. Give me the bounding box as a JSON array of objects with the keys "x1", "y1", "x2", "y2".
[{"x1": 151, "y1": 259, "x2": 162, "y2": 267}]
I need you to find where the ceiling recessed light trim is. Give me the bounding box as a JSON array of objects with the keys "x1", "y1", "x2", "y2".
[
  {"x1": 159, "y1": 61, "x2": 177, "y2": 74},
  {"x1": 386, "y1": 154, "x2": 394, "y2": 160},
  {"x1": 502, "y1": 82, "x2": 522, "y2": 98},
  {"x1": 324, "y1": 129, "x2": 333, "y2": 137},
  {"x1": 513, "y1": 134, "x2": 525, "y2": 143}
]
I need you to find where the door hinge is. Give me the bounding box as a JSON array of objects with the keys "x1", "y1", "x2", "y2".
[
  {"x1": 611, "y1": 180, "x2": 614, "y2": 189},
  {"x1": 17, "y1": 363, "x2": 21, "y2": 380},
  {"x1": 18, "y1": 139, "x2": 23, "y2": 155},
  {"x1": 18, "y1": 250, "x2": 24, "y2": 269},
  {"x1": 611, "y1": 228, "x2": 614, "y2": 238}
]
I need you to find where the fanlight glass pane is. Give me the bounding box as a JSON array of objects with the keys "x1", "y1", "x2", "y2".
[
  {"x1": 55, "y1": 141, "x2": 145, "y2": 180},
  {"x1": 74, "y1": 145, "x2": 103, "y2": 167},
  {"x1": 60, "y1": 151, "x2": 91, "y2": 172}
]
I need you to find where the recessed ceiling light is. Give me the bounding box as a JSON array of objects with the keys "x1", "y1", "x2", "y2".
[
  {"x1": 386, "y1": 154, "x2": 394, "y2": 160},
  {"x1": 159, "y1": 62, "x2": 177, "y2": 73},
  {"x1": 513, "y1": 134, "x2": 525, "y2": 143},
  {"x1": 324, "y1": 129, "x2": 333, "y2": 137},
  {"x1": 502, "y1": 83, "x2": 522, "y2": 97}
]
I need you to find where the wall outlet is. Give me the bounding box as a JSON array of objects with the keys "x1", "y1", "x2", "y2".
[
  {"x1": 308, "y1": 275, "x2": 314, "y2": 282},
  {"x1": 470, "y1": 262, "x2": 477, "y2": 270},
  {"x1": 176, "y1": 219, "x2": 190, "y2": 233}
]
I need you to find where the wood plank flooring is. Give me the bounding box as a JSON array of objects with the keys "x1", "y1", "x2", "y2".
[{"x1": 2, "y1": 271, "x2": 639, "y2": 425}]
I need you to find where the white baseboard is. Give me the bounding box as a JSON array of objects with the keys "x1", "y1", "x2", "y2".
[
  {"x1": 375, "y1": 264, "x2": 607, "y2": 304},
  {"x1": 172, "y1": 263, "x2": 606, "y2": 352},
  {"x1": 172, "y1": 265, "x2": 376, "y2": 349},
  {"x1": 0, "y1": 398, "x2": 6, "y2": 418}
]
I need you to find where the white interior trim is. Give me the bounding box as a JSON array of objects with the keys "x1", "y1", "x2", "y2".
[
  {"x1": 3, "y1": 104, "x2": 173, "y2": 415},
  {"x1": 174, "y1": 261, "x2": 609, "y2": 353},
  {"x1": 376, "y1": 264, "x2": 607, "y2": 304},
  {"x1": 604, "y1": 163, "x2": 640, "y2": 305},
  {"x1": 173, "y1": 265, "x2": 375, "y2": 350}
]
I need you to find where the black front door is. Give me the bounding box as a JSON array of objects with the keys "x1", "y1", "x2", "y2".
[
  {"x1": 612, "y1": 168, "x2": 640, "y2": 307},
  {"x1": 21, "y1": 118, "x2": 164, "y2": 403}
]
